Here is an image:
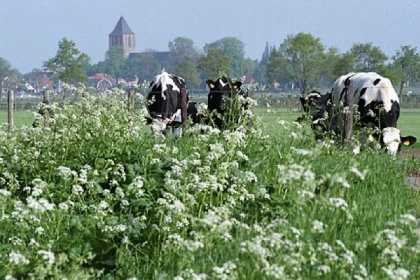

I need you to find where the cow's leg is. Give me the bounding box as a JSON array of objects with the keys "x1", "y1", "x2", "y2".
[{"x1": 173, "y1": 127, "x2": 182, "y2": 138}]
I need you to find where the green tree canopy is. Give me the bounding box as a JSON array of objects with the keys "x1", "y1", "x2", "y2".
[
  {"x1": 267, "y1": 32, "x2": 326, "y2": 95},
  {"x1": 391, "y1": 45, "x2": 420, "y2": 102},
  {"x1": 43, "y1": 38, "x2": 90, "y2": 85},
  {"x1": 128, "y1": 50, "x2": 161, "y2": 82},
  {"x1": 347, "y1": 43, "x2": 388, "y2": 72},
  {"x1": 168, "y1": 37, "x2": 199, "y2": 70},
  {"x1": 198, "y1": 49, "x2": 232, "y2": 80},
  {"x1": 204, "y1": 37, "x2": 246, "y2": 78},
  {"x1": 104, "y1": 46, "x2": 125, "y2": 85},
  {"x1": 0, "y1": 57, "x2": 14, "y2": 82},
  {"x1": 174, "y1": 56, "x2": 201, "y2": 88}
]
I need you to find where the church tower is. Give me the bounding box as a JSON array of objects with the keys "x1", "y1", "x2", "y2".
[{"x1": 109, "y1": 16, "x2": 136, "y2": 57}]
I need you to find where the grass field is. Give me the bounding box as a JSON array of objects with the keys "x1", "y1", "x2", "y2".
[{"x1": 4, "y1": 106, "x2": 418, "y2": 137}]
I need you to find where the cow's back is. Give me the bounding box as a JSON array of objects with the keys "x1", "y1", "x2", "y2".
[{"x1": 331, "y1": 72, "x2": 399, "y2": 111}]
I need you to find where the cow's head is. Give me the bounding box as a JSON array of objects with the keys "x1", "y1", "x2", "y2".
[
  {"x1": 206, "y1": 77, "x2": 243, "y2": 112},
  {"x1": 298, "y1": 91, "x2": 335, "y2": 136},
  {"x1": 206, "y1": 77, "x2": 243, "y2": 128},
  {"x1": 381, "y1": 127, "x2": 416, "y2": 155}
]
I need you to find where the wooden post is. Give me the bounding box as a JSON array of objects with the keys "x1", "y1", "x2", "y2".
[
  {"x1": 344, "y1": 86, "x2": 354, "y2": 142},
  {"x1": 128, "y1": 90, "x2": 135, "y2": 117},
  {"x1": 43, "y1": 91, "x2": 50, "y2": 128},
  {"x1": 180, "y1": 88, "x2": 188, "y2": 123},
  {"x1": 8, "y1": 89, "x2": 14, "y2": 132}
]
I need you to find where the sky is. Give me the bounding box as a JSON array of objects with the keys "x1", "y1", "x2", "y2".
[{"x1": 1, "y1": 0, "x2": 420, "y2": 74}]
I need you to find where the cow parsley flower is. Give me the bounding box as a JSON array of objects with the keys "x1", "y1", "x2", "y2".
[
  {"x1": 349, "y1": 166, "x2": 367, "y2": 180},
  {"x1": 38, "y1": 250, "x2": 55, "y2": 266},
  {"x1": 312, "y1": 220, "x2": 326, "y2": 233},
  {"x1": 399, "y1": 214, "x2": 417, "y2": 225},
  {"x1": 329, "y1": 197, "x2": 348, "y2": 210},
  {"x1": 381, "y1": 266, "x2": 410, "y2": 280},
  {"x1": 57, "y1": 166, "x2": 74, "y2": 180},
  {"x1": 72, "y1": 184, "x2": 84, "y2": 195},
  {"x1": 0, "y1": 189, "x2": 11, "y2": 196},
  {"x1": 9, "y1": 251, "x2": 30, "y2": 265}
]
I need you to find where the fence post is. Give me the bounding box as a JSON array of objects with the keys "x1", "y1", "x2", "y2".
[
  {"x1": 8, "y1": 89, "x2": 14, "y2": 132},
  {"x1": 128, "y1": 90, "x2": 135, "y2": 117},
  {"x1": 43, "y1": 91, "x2": 50, "y2": 128},
  {"x1": 180, "y1": 88, "x2": 187, "y2": 123},
  {"x1": 344, "y1": 86, "x2": 354, "y2": 142}
]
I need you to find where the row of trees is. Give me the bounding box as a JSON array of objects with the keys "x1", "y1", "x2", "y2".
[{"x1": 2, "y1": 33, "x2": 420, "y2": 100}]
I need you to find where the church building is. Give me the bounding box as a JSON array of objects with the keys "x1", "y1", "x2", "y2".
[{"x1": 109, "y1": 16, "x2": 136, "y2": 57}]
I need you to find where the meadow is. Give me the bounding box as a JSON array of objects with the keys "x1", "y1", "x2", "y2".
[{"x1": 0, "y1": 89, "x2": 420, "y2": 279}]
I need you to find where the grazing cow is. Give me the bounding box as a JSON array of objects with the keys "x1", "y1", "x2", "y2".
[
  {"x1": 206, "y1": 77, "x2": 248, "y2": 128},
  {"x1": 145, "y1": 70, "x2": 188, "y2": 137},
  {"x1": 300, "y1": 72, "x2": 416, "y2": 155}
]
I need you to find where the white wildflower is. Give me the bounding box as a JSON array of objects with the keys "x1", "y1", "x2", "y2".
[
  {"x1": 72, "y1": 184, "x2": 84, "y2": 195},
  {"x1": 35, "y1": 227, "x2": 44, "y2": 234},
  {"x1": 38, "y1": 250, "x2": 55, "y2": 266},
  {"x1": 0, "y1": 189, "x2": 11, "y2": 196},
  {"x1": 349, "y1": 166, "x2": 367, "y2": 180},
  {"x1": 329, "y1": 197, "x2": 348, "y2": 209},
  {"x1": 9, "y1": 251, "x2": 30, "y2": 265},
  {"x1": 312, "y1": 220, "x2": 326, "y2": 233},
  {"x1": 99, "y1": 200, "x2": 109, "y2": 210},
  {"x1": 399, "y1": 214, "x2": 417, "y2": 225}
]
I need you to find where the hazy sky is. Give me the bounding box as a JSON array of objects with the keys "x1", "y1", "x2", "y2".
[{"x1": 2, "y1": 0, "x2": 420, "y2": 73}]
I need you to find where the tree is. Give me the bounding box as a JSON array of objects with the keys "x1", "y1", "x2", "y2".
[
  {"x1": 322, "y1": 47, "x2": 342, "y2": 85},
  {"x1": 0, "y1": 57, "x2": 13, "y2": 82},
  {"x1": 174, "y1": 56, "x2": 201, "y2": 88},
  {"x1": 105, "y1": 46, "x2": 125, "y2": 85},
  {"x1": 128, "y1": 50, "x2": 161, "y2": 82},
  {"x1": 265, "y1": 47, "x2": 283, "y2": 87},
  {"x1": 168, "y1": 37, "x2": 199, "y2": 71},
  {"x1": 43, "y1": 38, "x2": 90, "y2": 85},
  {"x1": 348, "y1": 43, "x2": 388, "y2": 72},
  {"x1": 253, "y1": 43, "x2": 271, "y2": 85},
  {"x1": 267, "y1": 32, "x2": 326, "y2": 95},
  {"x1": 198, "y1": 49, "x2": 232, "y2": 80},
  {"x1": 391, "y1": 45, "x2": 420, "y2": 103},
  {"x1": 204, "y1": 37, "x2": 246, "y2": 77}
]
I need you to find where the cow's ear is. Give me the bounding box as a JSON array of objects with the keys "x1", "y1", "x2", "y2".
[
  {"x1": 206, "y1": 80, "x2": 216, "y2": 89},
  {"x1": 401, "y1": 136, "x2": 417, "y2": 146},
  {"x1": 232, "y1": 81, "x2": 242, "y2": 89}
]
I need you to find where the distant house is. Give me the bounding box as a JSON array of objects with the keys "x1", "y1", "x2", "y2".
[
  {"x1": 89, "y1": 73, "x2": 115, "y2": 89},
  {"x1": 26, "y1": 72, "x2": 54, "y2": 93},
  {"x1": 1, "y1": 76, "x2": 20, "y2": 92},
  {"x1": 242, "y1": 75, "x2": 254, "y2": 89}
]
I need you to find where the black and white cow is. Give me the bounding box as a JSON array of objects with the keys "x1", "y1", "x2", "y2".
[
  {"x1": 145, "y1": 70, "x2": 188, "y2": 137},
  {"x1": 206, "y1": 77, "x2": 248, "y2": 129},
  {"x1": 332, "y1": 72, "x2": 416, "y2": 154},
  {"x1": 300, "y1": 72, "x2": 416, "y2": 155}
]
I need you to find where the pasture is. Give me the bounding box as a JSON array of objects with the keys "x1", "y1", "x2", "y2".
[{"x1": 0, "y1": 91, "x2": 420, "y2": 279}]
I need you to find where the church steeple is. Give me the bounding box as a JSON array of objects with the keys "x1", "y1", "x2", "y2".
[{"x1": 109, "y1": 16, "x2": 136, "y2": 57}]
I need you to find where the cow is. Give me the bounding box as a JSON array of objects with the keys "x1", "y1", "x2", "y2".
[
  {"x1": 144, "y1": 70, "x2": 188, "y2": 137},
  {"x1": 299, "y1": 72, "x2": 416, "y2": 155},
  {"x1": 206, "y1": 76, "x2": 248, "y2": 129}
]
